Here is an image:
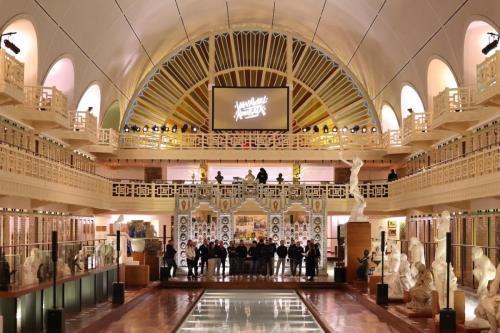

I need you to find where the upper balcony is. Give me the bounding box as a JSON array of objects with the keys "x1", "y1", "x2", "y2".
[
  {"x1": 86, "y1": 128, "x2": 119, "y2": 155},
  {"x1": 0, "y1": 86, "x2": 69, "y2": 132},
  {"x1": 477, "y1": 50, "x2": 500, "y2": 106},
  {"x1": 402, "y1": 113, "x2": 452, "y2": 148},
  {"x1": 382, "y1": 130, "x2": 412, "y2": 155},
  {"x1": 431, "y1": 87, "x2": 496, "y2": 133},
  {"x1": 49, "y1": 110, "x2": 98, "y2": 147},
  {"x1": 0, "y1": 49, "x2": 24, "y2": 105}
]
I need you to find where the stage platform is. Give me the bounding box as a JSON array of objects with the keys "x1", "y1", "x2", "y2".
[{"x1": 160, "y1": 275, "x2": 342, "y2": 289}]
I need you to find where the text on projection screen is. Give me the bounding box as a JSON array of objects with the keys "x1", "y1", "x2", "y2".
[{"x1": 213, "y1": 87, "x2": 288, "y2": 130}]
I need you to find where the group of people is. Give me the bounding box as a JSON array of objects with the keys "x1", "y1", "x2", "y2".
[{"x1": 163, "y1": 237, "x2": 321, "y2": 281}]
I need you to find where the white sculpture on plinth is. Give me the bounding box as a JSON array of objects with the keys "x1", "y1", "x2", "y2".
[
  {"x1": 387, "y1": 249, "x2": 404, "y2": 298},
  {"x1": 431, "y1": 211, "x2": 458, "y2": 309},
  {"x1": 111, "y1": 215, "x2": 129, "y2": 264},
  {"x1": 399, "y1": 253, "x2": 415, "y2": 292},
  {"x1": 467, "y1": 263, "x2": 500, "y2": 332},
  {"x1": 339, "y1": 152, "x2": 367, "y2": 222},
  {"x1": 409, "y1": 237, "x2": 425, "y2": 277},
  {"x1": 22, "y1": 248, "x2": 43, "y2": 285},
  {"x1": 56, "y1": 258, "x2": 71, "y2": 278},
  {"x1": 407, "y1": 262, "x2": 434, "y2": 312},
  {"x1": 472, "y1": 246, "x2": 497, "y2": 298},
  {"x1": 373, "y1": 239, "x2": 398, "y2": 277}
]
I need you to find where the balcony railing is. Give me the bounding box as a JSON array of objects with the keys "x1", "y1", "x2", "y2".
[
  {"x1": 20, "y1": 86, "x2": 68, "y2": 119},
  {"x1": 0, "y1": 49, "x2": 24, "y2": 104},
  {"x1": 382, "y1": 130, "x2": 402, "y2": 147},
  {"x1": 119, "y1": 132, "x2": 384, "y2": 151},
  {"x1": 477, "y1": 50, "x2": 500, "y2": 102},
  {"x1": 98, "y1": 128, "x2": 119, "y2": 148},
  {"x1": 0, "y1": 143, "x2": 110, "y2": 195},
  {"x1": 389, "y1": 145, "x2": 500, "y2": 196},
  {"x1": 402, "y1": 112, "x2": 431, "y2": 140},
  {"x1": 69, "y1": 110, "x2": 97, "y2": 137},
  {"x1": 432, "y1": 87, "x2": 478, "y2": 123}
]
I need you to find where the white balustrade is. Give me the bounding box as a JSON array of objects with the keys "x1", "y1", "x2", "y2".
[
  {"x1": 382, "y1": 130, "x2": 402, "y2": 147},
  {"x1": 477, "y1": 50, "x2": 500, "y2": 102},
  {"x1": 0, "y1": 48, "x2": 24, "y2": 104},
  {"x1": 69, "y1": 111, "x2": 97, "y2": 137},
  {"x1": 432, "y1": 87, "x2": 478, "y2": 123},
  {"x1": 98, "y1": 128, "x2": 119, "y2": 148},
  {"x1": 21, "y1": 86, "x2": 68, "y2": 119},
  {"x1": 402, "y1": 112, "x2": 431, "y2": 140}
]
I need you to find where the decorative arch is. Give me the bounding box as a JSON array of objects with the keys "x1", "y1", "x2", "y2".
[
  {"x1": 101, "y1": 100, "x2": 120, "y2": 130},
  {"x1": 1, "y1": 17, "x2": 38, "y2": 85},
  {"x1": 123, "y1": 28, "x2": 380, "y2": 133},
  {"x1": 464, "y1": 18, "x2": 500, "y2": 85},
  {"x1": 43, "y1": 56, "x2": 75, "y2": 103},
  {"x1": 427, "y1": 57, "x2": 458, "y2": 113},
  {"x1": 77, "y1": 83, "x2": 101, "y2": 120},
  {"x1": 379, "y1": 103, "x2": 399, "y2": 132},
  {"x1": 400, "y1": 84, "x2": 425, "y2": 119}
]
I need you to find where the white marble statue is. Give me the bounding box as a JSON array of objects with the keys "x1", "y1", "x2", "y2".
[
  {"x1": 409, "y1": 237, "x2": 426, "y2": 278},
  {"x1": 373, "y1": 239, "x2": 399, "y2": 276},
  {"x1": 399, "y1": 253, "x2": 415, "y2": 292},
  {"x1": 244, "y1": 169, "x2": 256, "y2": 184},
  {"x1": 339, "y1": 152, "x2": 367, "y2": 222},
  {"x1": 22, "y1": 248, "x2": 43, "y2": 285},
  {"x1": 471, "y1": 246, "x2": 497, "y2": 298},
  {"x1": 113, "y1": 214, "x2": 124, "y2": 234},
  {"x1": 407, "y1": 262, "x2": 434, "y2": 312},
  {"x1": 387, "y1": 249, "x2": 404, "y2": 298},
  {"x1": 431, "y1": 211, "x2": 458, "y2": 309},
  {"x1": 111, "y1": 215, "x2": 129, "y2": 264},
  {"x1": 56, "y1": 258, "x2": 71, "y2": 278}
]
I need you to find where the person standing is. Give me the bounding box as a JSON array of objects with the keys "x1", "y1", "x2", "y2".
[
  {"x1": 256, "y1": 168, "x2": 268, "y2": 184},
  {"x1": 217, "y1": 241, "x2": 227, "y2": 277},
  {"x1": 236, "y1": 240, "x2": 248, "y2": 275},
  {"x1": 288, "y1": 240, "x2": 297, "y2": 276},
  {"x1": 268, "y1": 237, "x2": 276, "y2": 276},
  {"x1": 207, "y1": 242, "x2": 217, "y2": 278},
  {"x1": 256, "y1": 238, "x2": 265, "y2": 275},
  {"x1": 186, "y1": 240, "x2": 196, "y2": 279},
  {"x1": 164, "y1": 239, "x2": 177, "y2": 278},
  {"x1": 314, "y1": 242, "x2": 321, "y2": 276},
  {"x1": 262, "y1": 239, "x2": 274, "y2": 276},
  {"x1": 227, "y1": 240, "x2": 237, "y2": 275},
  {"x1": 305, "y1": 239, "x2": 317, "y2": 281},
  {"x1": 247, "y1": 241, "x2": 258, "y2": 276},
  {"x1": 198, "y1": 239, "x2": 209, "y2": 275},
  {"x1": 275, "y1": 240, "x2": 288, "y2": 276},
  {"x1": 295, "y1": 241, "x2": 304, "y2": 277}
]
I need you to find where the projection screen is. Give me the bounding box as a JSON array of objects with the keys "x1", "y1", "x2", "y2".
[{"x1": 212, "y1": 87, "x2": 289, "y2": 131}]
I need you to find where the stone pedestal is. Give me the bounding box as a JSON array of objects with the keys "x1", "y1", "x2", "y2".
[{"x1": 343, "y1": 222, "x2": 371, "y2": 283}]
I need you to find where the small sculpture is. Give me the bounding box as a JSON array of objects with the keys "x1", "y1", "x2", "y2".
[
  {"x1": 22, "y1": 248, "x2": 43, "y2": 285},
  {"x1": 276, "y1": 173, "x2": 284, "y2": 184},
  {"x1": 356, "y1": 249, "x2": 370, "y2": 281},
  {"x1": 339, "y1": 152, "x2": 367, "y2": 222},
  {"x1": 467, "y1": 263, "x2": 500, "y2": 332},
  {"x1": 215, "y1": 171, "x2": 223, "y2": 184},
  {"x1": 56, "y1": 258, "x2": 71, "y2": 278},
  {"x1": 407, "y1": 262, "x2": 434, "y2": 312},
  {"x1": 399, "y1": 253, "x2": 414, "y2": 292},
  {"x1": 244, "y1": 169, "x2": 256, "y2": 184},
  {"x1": 387, "y1": 250, "x2": 404, "y2": 298},
  {"x1": 471, "y1": 246, "x2": 497, "y2": 298},
  {"x1": 431, "y1": 211, "x2": 457, "y2": 309},
  {"x1": 409, "y1": 237, "x2": 425, "y2": 277}
]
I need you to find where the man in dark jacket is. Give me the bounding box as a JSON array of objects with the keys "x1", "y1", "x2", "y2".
[
  {"x1": 256, "y1": 168, "x2": 268, "y2": 184},
  {"x1": 163, "y1": 239, "x2": 177, "y2": 278},
  {"x1": 216, "y1": 241, "x2": 227, "y2": 276},
  {"x1": 275, "y1": 240, "x2": 288, "y2": 275},
  {"x1": 227, "y1": 241, "x2": 237, "y2": 275},
  {"x1": 256, "y1": 238, "x2": 265, "y2": 275},
  {"x1": 288, "y1": 240, "x2": 297, "y2": 276},
  {"x1": 262, "y1": 239, "x2": 275, "y2": 276},
  {"x1": 247, "y1": 241, "x2": 258, "y2": 276},
  {"x1": 268, "y1": 237, "x2": 276, "y2": 276},
  {"x1": 295, "y1": 241, "x2": 304, "y2": 276},
  {"x1": 236, "y1": 240, "x2": 248, "y2": 274},
  {"x1": 198, "y1": 239, "x2": 209, "y2": 275}
]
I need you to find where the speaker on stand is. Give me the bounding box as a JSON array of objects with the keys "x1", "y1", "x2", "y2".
[
  {"x1": 439, "y1": 232, "x2": 456, "y2": 332},
  {"x1": 46, "y1": 231, "x2": 65, "y2": 333},
  {"x1": 160, "y1": 225, "x2": 169, "y2": 281},
  {"x1": 376, "y1": 230, "x2": 389, "y2": 305},
  {"x1": 112, "y1": 230, "x2": 125, "y2": 304}
]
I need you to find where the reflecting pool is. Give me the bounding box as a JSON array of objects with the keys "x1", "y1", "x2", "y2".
[{"x1": 178, "y1": 290, "x2": 323, "y2": 332}]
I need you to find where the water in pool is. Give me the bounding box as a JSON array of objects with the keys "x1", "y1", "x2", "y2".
[{"x1": 177, "y1": 290, "x2": 324, "y2": 332}]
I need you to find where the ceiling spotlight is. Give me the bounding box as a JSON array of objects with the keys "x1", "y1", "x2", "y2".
[
  {"x1": 131, "y1": 125, "x2": 140, "y2": 132},
  {"x1": 152, "y1": 125, "x2": 159, "y2": 132},
  {"x1": 172, "y1": 124, "x2": 177, "y2": 133},
  {"x1": 482, "y1": 32, "x2": 500, "y2": 55},
  {"x1": 303, "y1": 126, "x2": 311, "y2": 132},
  {"x1": 143, "y1": 125, "x2": 149, "y2": 132},
  {"x1": 87, "y1": 106, "x2": 93, "y2": 112},
  {"x1": 407, "y1": 108, "x2": 414, "y2": 114},
  {"x1": 3, "y1": 38, "x2": 20, "y2": 54},
  {"x1": 342, "y1": 126, "x2": 348, "y2": 133},
  {"x1": 371, "y1": 127, "x2": 377, "y2": 133},
  {"x1": 332, "y1": 126, "x2": 338, "y2": 133},
  {"x1": 123, "y1": 125, "x2": 129, "y2": 132},
  {"x1": 181, "y1": 124, "x2": 189, "y2": 133},
  {"x1": 161, "y1": 125, "x2": 169, "y2": 132},
  {"x1": 351, "y1": 125, "x2": 360, "y2": 133},
  {"x1": 313, "y1": 125, "x2": 319, "y2": 133},
  {"x1": 361, "y1": 126, "x2": 367, "y2": 133},
  {"x1": 323, "y1": 125, "x2": 329, "y2": 133},
  {"x1": 192, "y1": 126, "x2": 198, "y2": 133}
]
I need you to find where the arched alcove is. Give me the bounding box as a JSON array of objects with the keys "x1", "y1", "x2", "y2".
[
  {"x1": 1, "y1": 18, "x2": 38, "y2": 85},
  {"x1": 380, "y1": 104, "x2": 399, "y2": 132},
  {"x1": 427, "y1": 58, "x2": 458, "y2": 113},
  {"x1": 101, "y1": 101, "x2": 120, "y2": 130},
  {"x1": 400, "y1": 84, "x2": 425, "y2": 119},
  {"x1": 43, "y1": 57, "x2": 75, "y2": 103},
  {"x1": 464, "y1": 20, "x2": 500, "y2": 85},
  {"x1": 77, "y1": 84, "x2": 101, "y2": 119}
]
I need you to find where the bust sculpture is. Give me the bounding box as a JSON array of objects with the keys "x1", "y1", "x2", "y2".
[
  {"x1": 339, "y1": 152, "x2": 367, "y2": 222},
  {"x1": 431, "y1": 211, "x2": 457, "y2": 309},
  {"x1": 244, "y1": 169, "x2": 256, "y2": 184},
  {"x1": 407, "y1": 262, "x2": 434, "y2": 312},
  {"x1": 471, "y1": 246, "x2": 497, "y2": 298}
]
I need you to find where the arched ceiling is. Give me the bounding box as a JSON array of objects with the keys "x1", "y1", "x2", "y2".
[{"x1": 4, "y1": 0, "x2": 498, "y2": 121}]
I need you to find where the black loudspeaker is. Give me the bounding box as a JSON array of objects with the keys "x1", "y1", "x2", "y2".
[
  {"x1": 51, "y1": 231, "x2": 58, "y2": 262},
  {"x1": 116, "y1": 230, "x2": 120, "y2": 252},
  {"x1": 380, "y1": 231, "x2": 385, "y2": 253},
  {"x1": 46, "y1": 308, "x2": 65, "y2": 333},
  {"x1": 376, "y1": 283, "x2": 389, "y2": 305},
  {"x1": 112, "y1": 282, "x2": 125, "y2": 305},
  {"x1": 334, "y1": 266, "x2": 346, "y2": 283},
  {"x1": 446, "y1": 232, "x2": 452, "y2": 263},
  {"x1": 439, "y1": 308, "x2": 456, "y2": 333}
]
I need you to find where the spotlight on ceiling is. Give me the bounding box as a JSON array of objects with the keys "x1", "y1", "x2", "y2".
[
  {"x1": 192, "y1": 126, "x2": 198, "y2": 133},
  {"x1": 160, "y1": 125, "x2": 169, "y2": 132},
  {"x1": 2, "y1": 34, "x2": 20, "y2": 54},
  {"x1": 302, "y1": 126, "x2": 311, "y2": 132},
  {"x1": 361, "y1": 126, "x2": 367, "y2": 133},
  {"x1": 371, "y1": 127, "x2": 378, "y2": 133},
  {"x1": 351, "y1": 125, "x2": 360, "y2": 133},
  {"x1": 143, "y1": 125, "x2": 149, "y2": 132},
  {"x1": 181, "y1": 124, "x2": 189, "y2": 133},
  {"x1": 152, "y1": 125, "x2": 159, "y2": 132},
  {"x1": 131, "y1": 125, "x2": 140, "y2": 132},
  {"x1": 87, "y1": 106, "x2": 93, "y2": 112},
  {"x1": 313, "y1": 125, "x2": 319, "y2": 133},
  {"x1": 172, "y1": 124, "x2": 177, "y2": 133},
  {"x1": 482, "y1": 32, "x2": 500, "y2": 55},
  {"x1": 123, "y1": 124, "x2": 129, "y2": 132},
  {"x1": 407, "y1": 108, "x2": 414, "y2": 114},
  {"x1": 323, "y1": 125, "x2": 329, "y2": 133},
  {"x1": 342, "y1": 126, "x2": 348, "y2": 133},
  {"x1": 332, "y1": 126, "x2": 338, "y2": 133}
]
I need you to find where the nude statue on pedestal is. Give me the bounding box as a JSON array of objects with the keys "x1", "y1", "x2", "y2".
[{"x1": 339, "y1": 152, "x2": 367, "y2": 222}]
